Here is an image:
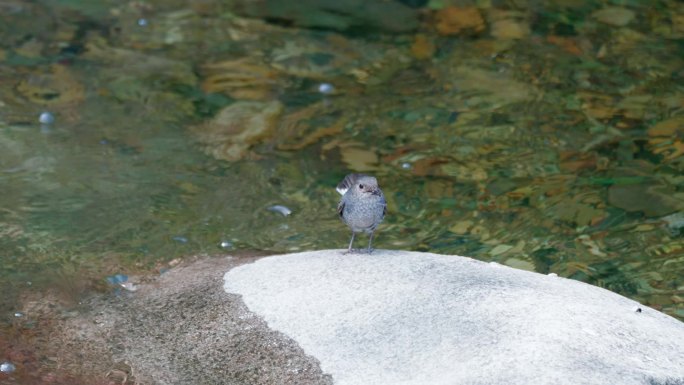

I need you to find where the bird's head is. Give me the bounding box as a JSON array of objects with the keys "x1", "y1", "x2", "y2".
[{"x1": 354, "y1": 176, "x2": 381, "y2": 196}]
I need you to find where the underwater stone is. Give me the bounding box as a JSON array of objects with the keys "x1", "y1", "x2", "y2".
[
  {"x1": 0, "y1": 362, "x2": 16, "y2": 374},
  {"x1": 172, "y1": 236, "x2": 188, "y2": 243},
  {"x1": 268, "y1": 205, "x2": 293, "y2": 216},
  {"x1": 38, "y1": 111, "x2": 54, "y2": 124},
  {"x1": 230, "y1": 0, "x2": 419, "y2": 32},
  {"x1": 318, "y1": 83, "x2": 334, "y2": 94}
]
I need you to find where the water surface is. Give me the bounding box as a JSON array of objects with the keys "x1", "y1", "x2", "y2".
[{"x1": 0, "y1": 0, "x2": 682, "y2": 359}]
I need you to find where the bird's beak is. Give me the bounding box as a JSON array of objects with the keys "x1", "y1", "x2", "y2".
[{"x1": 371, "y1": 189, "x2": 381, "y2": 196}]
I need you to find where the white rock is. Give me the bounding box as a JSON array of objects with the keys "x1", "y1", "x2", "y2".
[
  {"x1": 38, "y1": 111, "x2": 54, "y2": 124},
  {"x1": 224, "y1": 250, "x2": 684, "y2": 385},
  {"x1": 267, "y1": 204, "x2": 293, "y2": 216}
]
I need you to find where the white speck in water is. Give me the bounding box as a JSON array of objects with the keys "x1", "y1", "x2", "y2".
[
  {"x1": 268, "y1": 205, "x2": 292, "y2": 216},
  {"x1": 401, "y1": 162, "x2": 411, "y2": 169},
  {"x1": 172, "y1": 236, "x2": 188, "y2": 243},
  {"x1": 0, "y1": 362, "x2": 16, "y2": 374},
  {"x1": 318, "y1": 83, "x2": 334, "y2": 94},
  {"x1": 39, "y1": 111, "x2": 54, "y2": 124},
  {"x1": 120, "y1": 282, "x2": 138, "y2": 292},
  {"x1": 219, "y1": 240, "x2": 233, "y2": 249},
  {"x1": 137, "y1": 18, "x2": 148, "y2": 27},
  {"x1": 14, "y1": 312, "x2": 23, "y2": 317}
]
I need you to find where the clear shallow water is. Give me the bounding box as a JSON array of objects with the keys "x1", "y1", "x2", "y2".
[{"x1": 0, "y1": 0, "x2": 683, "y2": 339}]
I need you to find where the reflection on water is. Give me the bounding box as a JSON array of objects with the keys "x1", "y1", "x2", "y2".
[{"x1": 0, "y1": 0, "x2": 683, "y2": 335}]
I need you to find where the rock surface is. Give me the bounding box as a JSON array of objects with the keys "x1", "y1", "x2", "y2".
[
  {"x1": 13, "y1": 251, "x2": 684, "y2": 385},
  {"x1": 224, "y1": 250, "x2": 684, "y2": 385},
  {"x1": 14, "y1": 255, "x2": 331, "y2": 385}
]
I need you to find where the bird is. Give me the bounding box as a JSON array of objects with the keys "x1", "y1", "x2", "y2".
[{"x1": 336, "y1": 173, "x2": 386, "y2": 253}]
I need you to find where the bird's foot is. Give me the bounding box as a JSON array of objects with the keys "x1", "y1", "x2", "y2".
[{"x1": 342, "y1": 247, "x2": 376, "y2": 254}]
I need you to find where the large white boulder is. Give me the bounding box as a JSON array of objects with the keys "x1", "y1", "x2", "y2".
[{"x1": 224, "y1": 250, "x2": 684, "y2": 385}]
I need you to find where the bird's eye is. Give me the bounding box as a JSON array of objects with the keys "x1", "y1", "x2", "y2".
[{"x1": 359, "y1": 184, "x2": 364, "y2": 189}]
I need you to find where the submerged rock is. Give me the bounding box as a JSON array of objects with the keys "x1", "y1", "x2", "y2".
[
  {"x1": 592, "y1": 7, "x2": 636, "y2": 27},
  {"x1": 191, "y1": 100, "x2": 283, "y2": 161},
  {"x1": 434, "y1": 6, "x2": 485, "y2": 36},
  {"x1": 200, "y1": 57, "x2": 281, "y2": 100},
  {"x1": 230, "y1": 0, "x2": 418, "y2": 32},
  {"x1": 608, "y1": 183, "x2": 684, "y2": 217}
]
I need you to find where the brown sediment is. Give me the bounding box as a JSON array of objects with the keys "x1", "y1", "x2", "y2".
[{"x1": 2, "y1": 253, "x2": 330, "y2": 385}]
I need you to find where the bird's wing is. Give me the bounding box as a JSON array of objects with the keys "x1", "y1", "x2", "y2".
[
  {"x1": 336, "y1": 173, "x2": 365, "y2": 195},
  {"x1": 382, "y1": 196, "x2": 387, "y2": 218},
  {"x1": 337, "y1": 200, "x2": 345, "y2": 218}
]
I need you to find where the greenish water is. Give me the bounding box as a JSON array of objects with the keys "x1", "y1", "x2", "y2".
[{"x1": 1, "y1": 0, "x2": 683, "y2": 341}]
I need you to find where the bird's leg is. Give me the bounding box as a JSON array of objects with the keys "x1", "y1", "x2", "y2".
[
  {"x1": 367, "y1": 231, "x2": 374, "y2": 254},
  {"x1": 345, "y1": 232, "x2": 356, "y2": 254}
]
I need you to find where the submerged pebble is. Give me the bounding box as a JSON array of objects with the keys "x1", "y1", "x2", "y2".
[
  {"x1": 39, "y1": 111, "x2": 54, "y2": 124},
  {"x1": 268, "y1": 205, "x2": 292, "y2": 216},
  {"x1": 0, "y1": 361, "x2": 16, "y2": 374},
  {"x1": 172, "y1": 236, "x2": 188, "y2": 243},
  {"x1": 318, "y1": 83, "x2": 334, "y2": 94},
  {"x1": 137, "y1": 18, "x2": 148, "y2": 27},
  {"x1": 662, "y1": 212, "x2": 684, "y2": 234},
  {"x1": 219, "y1": 240, "x2": 234, "y2": 249}
]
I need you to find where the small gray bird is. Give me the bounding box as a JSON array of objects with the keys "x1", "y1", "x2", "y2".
[{"x1": 336, "y1": 173, "x2": 386, "y2": 253}]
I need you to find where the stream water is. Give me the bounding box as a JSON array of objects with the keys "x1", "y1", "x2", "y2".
[{"x1": 0, "y1": 1, "x2": 683, "y2": 380}]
